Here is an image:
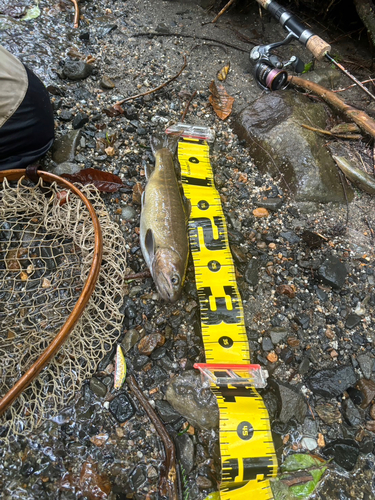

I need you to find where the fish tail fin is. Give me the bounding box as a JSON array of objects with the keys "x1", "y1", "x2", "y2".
[{"x1": 150, "y1": 134, "x2": 180, "y2": 157}]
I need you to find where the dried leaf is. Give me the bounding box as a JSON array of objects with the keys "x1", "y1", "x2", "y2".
[
  {"x1": 276, "y1": 284, "x2": 296, "y2": 299},
  {"x1": 103, "y1": 104, "x2": 124, "y2": 117},
  {"x1": 217, "y1": 62, "x2": 230, "y2": 81},
  {"x1": 62, "y1": 168, "x2": 123, "y2": 192},
  {"x1": 105, "y1": 146, "x2": 115, "y2": 156},
  {"x1": 208, "y1": 80, "x2": 234, "y2": 120}
]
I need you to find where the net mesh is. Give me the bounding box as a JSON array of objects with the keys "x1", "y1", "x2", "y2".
[{"x1": 0, "y1": 176, "x2": 127, "y2": 439}]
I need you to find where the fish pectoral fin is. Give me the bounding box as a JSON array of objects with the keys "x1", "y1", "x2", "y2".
[
  {"x1": 145, "y1": 228, "x2": 156, "y2": 260},
  {"x1": 141, "y1": 190, "x2": 146, "y2": 209},
  {"x1": 144, "y1": 163, "x2": 154, "y2": 180}
]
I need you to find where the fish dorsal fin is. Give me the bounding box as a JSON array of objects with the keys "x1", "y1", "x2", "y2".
[{"x1": 145, "y1": 228, "x2": 155, "y2": 260}]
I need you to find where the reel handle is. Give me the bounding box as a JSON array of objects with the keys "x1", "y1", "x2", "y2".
[{"x1": 306, "y1": 34, "x2": 331, "y2": 61}]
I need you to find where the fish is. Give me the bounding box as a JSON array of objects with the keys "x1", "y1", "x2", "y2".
[
  {"x1": 333, "y1": 155, "x2": 375, "y2": 195},
  {"x1": 140, "y1": 135, "x2": 190, "y2": 302},
  {"x1": 114, "y1": 344, "x2": 126, "y2": 390}
]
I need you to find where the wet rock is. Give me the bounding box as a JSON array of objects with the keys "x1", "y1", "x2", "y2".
[
  {"x1": 315, "y1": 402, "x2": 342, "y2": 424},
  {"x1": 121, "y1": 206, "x2": 136, "y2": 220},
  {"x1": 301, "y1": 437, "x2": 318, "y2": 451},
  {"x1": 244, "y1": 259, "x2": 259, "y2": 286},
  {"x1": 269, "y1": 328, "x2": 288, "y2": 345},
  {"x1": 272, "y1": 381, "x2": 307, "y2": 424},
  {"x1": 100, "y1": 75, "x2": 115, "y2": 89},
  {"x1": 52, "y1": 129, "x2": 81, "y2": 164},
  {"x1": 89, "y1": 377, "x2": 107, "y2": 398},
  {"x1": 138, "y1": 333, "x2": 165, "y2": 356},
  {"x1": 59, "y1": 109, "x2": 73, "y2": 121},
  {"x1": 323, "y1": 439, "x2": 359, "y2": 471},
  {"x1": 72, "y1": 112, "x2": 89, "y2": 129},
  {"x1": 145, "y1": 365, "x2": 168, "y2": 386},
  {"x1": 280, "y1": 231, "x2": 300, "y2": 244},
  {"x1": 357, "y1": 353, "x2": 374, "y2": 379},
  {"x1": 255, "y1": 197, "x2": 283, "y2": 211},
  {"x1": 233, "y1": 92, "x2": 351, "y2": 203},
  {"x1": 262, "y1": 336, "x2": 274, "y2": 351},
  {"x1": 155, "y1": 400, "x2": 182, "y2": 424},
  {"x1": 175, "y1": 433, "x2": 195, "y2": 474},
  {"x1": 357, "y1": 378, "x2": 375, "y2": 408},
  {"x1": 196, "y1": 475, "x2": 213, "y2": 490},
  {"x1": 295, "y1": 313, "x2": 310, "y2": 329},
  {"x1": 345, "y1": 313, "x2": 361, "y2": 329},
  {"x1": 132, "y1": 354, "x2": 150, "y2": 370},
  {"x1": 109, "y1": 393, "x2": 135, "y2": 423},
  {"x1": 306, "y1": 365, "x2": 357, "y2": 397},
  {"x1": 299, "y1": 357, "x2": 310, "y2": 375},
  {"x1": 342, "y1": 399, "x2": 362, "y2": 427},
  {"x1": 130, "y1": 466, "x2": 146, "y2": 489},
  {"x1": 121, "y1": 329, "x2": 140, "y2": 354},
  {"x1": 347, "y1": 386, "x2": 364, "y2": 406},
  {"x1": 165, "y1": 370, "x2": 219, "y2": 430},
  {"x1": 51, "y1": 161, "x2": 81, "y2": 176},
  {"x1": 62, "y1": 60, "x2": 93, "y2": 80},
  {"x1": 317, "y1": 255, "x2": 348, "y2": 290}
]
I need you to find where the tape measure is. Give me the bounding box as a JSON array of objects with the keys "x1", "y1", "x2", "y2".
[{"x1": 166, "y1": 124, "x2": 278, "y2": 499}]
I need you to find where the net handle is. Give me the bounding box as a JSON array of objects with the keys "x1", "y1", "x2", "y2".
[{"x1": 0, "y1": 169, "x2": 103, "y2": 415}]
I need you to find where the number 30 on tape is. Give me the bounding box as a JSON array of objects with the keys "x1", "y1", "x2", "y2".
[{"x1": 166, "y1": 124, "x2": 278, "y2": 499}]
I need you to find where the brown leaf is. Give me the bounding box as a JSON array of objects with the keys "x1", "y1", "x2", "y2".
[
  {"x1": 62, "y1": 168, "x2": 123, "y2": 192},
  {"x1": 208, "y1": 81, "x2": 234, "y2": 120},
  {"x1": 276, "y1": 284, "x2": 296, "y2": 299},
  {"x1": 79, "y1": 459, "x2": 111, "y2": 500},
  {"x1": 217, "y1": 62, "x2": 230, "y2": 82},
  {"x1": 103, "y1": 104, "x2": 124, "y2": 117}
]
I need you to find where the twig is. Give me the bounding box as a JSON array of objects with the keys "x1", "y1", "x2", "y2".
[
  {"x1": 69, "y1": 0, "x2": 79, "y2": 28},
  {"x1": 116, "y1": 56, "x2": 187, "y2": 106},
  {"x1": 124, "y1": 270, "x2": 151, "y2": 281},
  {"x1": 301, "y1": 123, "x2": 362, "y2": 140},
  {"x1": 203, "y1": 0, "x2": 237, "y2": 25},
  {"x1": 128, "y1": 375, "x2": 178, "y2": 500},
  {"x1": 331, "y1": 78, "x2": 375, "y2": 94},
  {"x1": 181, "y1": 90, "x2": 197, "y2": 122},
  {"x1": 131, "y1": 32, "x2": 249, "y2": 53},
  {"x1": 289, "y1": 75, "x2": 375, "y2": 140}
]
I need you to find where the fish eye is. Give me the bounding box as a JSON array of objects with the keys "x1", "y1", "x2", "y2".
[{"x1": 171, "y1": 275, "x2": 180, "y2": 286}]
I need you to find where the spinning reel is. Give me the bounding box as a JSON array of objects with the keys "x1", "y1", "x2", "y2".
[{"x1": 250, "y1": 32, "x2": 305, "y2": 91}]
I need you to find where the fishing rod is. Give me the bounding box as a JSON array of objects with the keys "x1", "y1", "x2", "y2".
[{"x1": 250, "y1": 0, "x2": 375, "y2": 100}]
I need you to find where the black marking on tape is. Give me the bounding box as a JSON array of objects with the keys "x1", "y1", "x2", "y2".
[
  {"x1": 198, "y1": 285, "x2": 241, "y2": 325},
  {"x1": 189, "y1": 156, "x2": 199, "y2": 163},
  {"x1": 215, "y1": 386, "x2": 259, "y2": 403},
  {"x1": 189, "y1": 216, "x2": 226, "y2": 252},
  {"x1": 198, "y1": 199, "x2": 209, "y2": 210},
  {"x1": 208, "y1": 260, "x2": 221, "y2": 272},
  {"x1": 243, "y1": 457, "x2": 275, "y2": 481},
  {"x1": 218, "y1": 336, "x2": 233, "y2": 348},
  {"x1": 237, "y1": 421, "x2": 254, "y2": 441},
  {"x1": 222, "y1": 458, "x2": 239, "y2": 482},
  {"x1": 181, "y1": 176, "x2": 212, "y2": 187}
]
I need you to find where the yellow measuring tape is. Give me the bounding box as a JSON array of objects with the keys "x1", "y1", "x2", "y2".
[{"x1": 167, "y1": 124, "x2": 278, "y2": 499}]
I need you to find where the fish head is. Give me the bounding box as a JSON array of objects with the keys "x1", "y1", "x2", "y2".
[{"x1": 152, "y1": 248, "x2": 186, "y2": 302}]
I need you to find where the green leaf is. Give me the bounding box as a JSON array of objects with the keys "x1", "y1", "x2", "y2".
[
  {"x1": 281, "y1": 454, "x2": 324, "y2": 472},
  {"x1": 289, "y1": 467, "x2": 327, "y2": 498},
  {"x1": 302, "y1": 62, "x2": 313, "y2": 74},
  {"x1": 22, "y1": 2, "x2": 40, "y2": 21}
]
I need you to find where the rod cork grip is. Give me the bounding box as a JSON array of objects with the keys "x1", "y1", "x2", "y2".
[{"x1": 306, "y1": 35, "x2": 331, "y2": 60}]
